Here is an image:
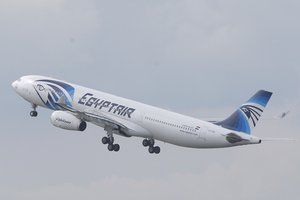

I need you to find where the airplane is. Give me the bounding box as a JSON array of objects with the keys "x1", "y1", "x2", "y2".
[{"x1": 12, "y1": 75, "x2": 273, "y2": 154}]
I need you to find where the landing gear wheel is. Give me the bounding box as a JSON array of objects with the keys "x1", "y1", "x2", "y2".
[
  {"x1": 154, "y1": 146, "x2": 160, "y2": 154},
  {"x1": 108, "y1": 144, "x2": 114, "y2": 151},
  {"x1": 113, "y1": 144, "x2": 120, "y2": 152},
  {"x1": 148, "y1": 146, "x2": 155, "y2": 154},
  {"x1": 102, "y1": 137, "x2": 109, "y2": 144},
  {"x1": 149, "y1": 139, "x2": 155, "y2": 147},
  {"x1": 30, "y1": 111, "x2": 38, "y2": 117},
  {"x1": 103, "y1": 126, "x2": 121, "y2": 152},
  {"x1": 142, "y1": 139, "x2": 149, "y2": 147},
  {"x1": 143, "y1": 139, "x2": 161, "y2": 154},
  {"x1": 108, "y1": 137, "x2": 114, "y2": 145}
]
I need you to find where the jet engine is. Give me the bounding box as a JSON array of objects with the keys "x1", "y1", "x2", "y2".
[{"x1": 51, "y1": 111, "x2": 87, "y2": 131}]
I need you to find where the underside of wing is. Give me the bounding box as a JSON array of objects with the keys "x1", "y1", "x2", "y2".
[{"x1": 55, "y1": 100, "x2": 131, "y2": 137}]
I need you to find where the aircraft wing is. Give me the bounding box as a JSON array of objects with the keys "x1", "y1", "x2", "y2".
[
  {"x1": 55, "y1": 100, "x2": 131, "y2": 137},
  {"x1": 82, "y1": 109, "x2": 128, "y2": 130}
]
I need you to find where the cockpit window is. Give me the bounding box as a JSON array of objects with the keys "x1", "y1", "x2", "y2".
[{"x1": 37, "y1": 84, "x2": 45, "y2": 91}]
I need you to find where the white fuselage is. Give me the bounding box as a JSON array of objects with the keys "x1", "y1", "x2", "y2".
[{"x1": 12, "y1": 75, "x2": 261, "y2": 149}]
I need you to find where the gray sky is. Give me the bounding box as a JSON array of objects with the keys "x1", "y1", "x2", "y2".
[{"x1": 1, "y1": 0, "x2": 300, "y2": 199}]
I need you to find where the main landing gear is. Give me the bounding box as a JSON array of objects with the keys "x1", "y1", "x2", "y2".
[
  {"x1": 143, "y1": 139, "x2": 160, "y2": 154},
  {"x1": 100, "y1": 126, "x2": 161, "y2": 154},
  {"x1": 101, "y1": 126, "x2": 120, "y2": 152},
  {"x1": 30, "y1": 104, "x2": 38, "y2": 117}
]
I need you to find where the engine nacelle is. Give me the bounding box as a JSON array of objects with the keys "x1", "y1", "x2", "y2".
[{"x1": 51, "y1": 111, "x2": 87, "y2": 131}]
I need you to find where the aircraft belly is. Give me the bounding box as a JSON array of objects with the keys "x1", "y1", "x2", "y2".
[
  {"x1": 150, "y1": 125, "x2": 234, "y2": 148},
  {"x1": 150, "y1": 127, "x2": 206, "y2": 148}
]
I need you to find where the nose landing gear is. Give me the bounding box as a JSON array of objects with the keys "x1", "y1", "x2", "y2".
[{"x1": 30, "y1": 104, "x2": 38, "y2": 117}]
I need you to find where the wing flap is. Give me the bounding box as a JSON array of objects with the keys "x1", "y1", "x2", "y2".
[{"x1": 83, "y1": 111, "x2": 127, "y2": 130}]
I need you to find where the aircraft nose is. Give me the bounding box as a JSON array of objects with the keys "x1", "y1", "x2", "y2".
[{"x1": 12, "y1": 80, "x2": 18, "y2": 90}]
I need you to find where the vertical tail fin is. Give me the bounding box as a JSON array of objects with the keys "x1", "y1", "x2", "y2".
[{"x1": 215, "y1": 90, "x2": 273, "y2": 134}]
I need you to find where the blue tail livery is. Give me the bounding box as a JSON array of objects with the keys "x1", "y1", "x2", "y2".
[{"x1": 215, "y1": 90, "x2": 273, "y2": 134}]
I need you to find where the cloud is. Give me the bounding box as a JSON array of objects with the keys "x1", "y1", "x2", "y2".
[
  {"x1": 16, "y1": 144, "x2": 300, "y2": 200},
  {"x1": 2, "y1": 1, "x2": 300, "y2": 200},
  {"x1": 9, "y1": 119, "x2": 300, "y2": 200}
]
